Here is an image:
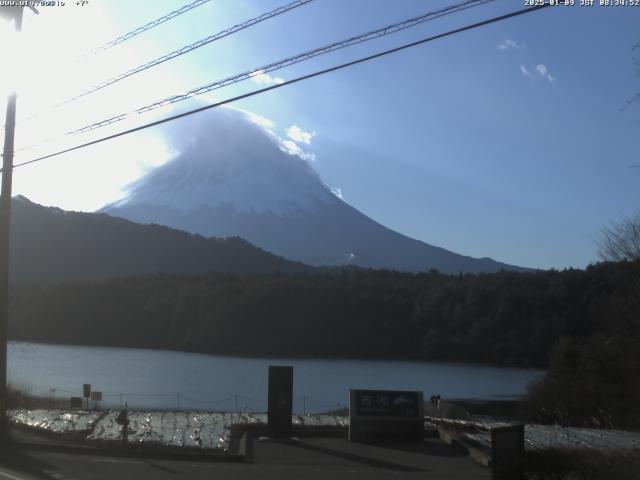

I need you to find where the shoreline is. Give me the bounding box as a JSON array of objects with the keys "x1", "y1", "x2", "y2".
[{"x1": 8, "y1": 340, "x2": 547, "y2": 371}]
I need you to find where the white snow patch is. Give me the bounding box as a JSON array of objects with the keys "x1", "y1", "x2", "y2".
[
  {"x1": 461, "y1": 423, "x2": 640, "y2": 452},
  {"x1": 9, "y1": 410, "x2": 348, "y2": 451},
  {"x1": 10, "y1": 409, "x2": 102, "y2": 433}
]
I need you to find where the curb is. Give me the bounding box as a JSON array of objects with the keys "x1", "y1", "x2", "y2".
[
  {"x1": 437, "y1": 426, "x2": 492, "y2": 468},
  {"x1": 9, "y1": 440, "x2": 246, "y2": 462}
]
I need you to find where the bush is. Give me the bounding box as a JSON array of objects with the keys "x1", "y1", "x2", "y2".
[{"x1": 526, "y1": 449, "x2": 640, "y2": 480}]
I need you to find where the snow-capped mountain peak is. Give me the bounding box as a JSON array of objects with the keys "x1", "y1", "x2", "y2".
[
  {"x1": 102, "y1": 107, "x2": 526, "y2": 273},
  {"x1": 109, "y1": 108, "x2": 336, "y2": 216}
]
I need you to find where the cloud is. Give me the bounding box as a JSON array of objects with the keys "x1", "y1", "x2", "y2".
[
  {"x1": 249, "y1": 69, "x2": 285, "y2": 86},
  {"x1": 286, "y1": 125, "x2": 315, "y2": 145},
  {"x1": 282, "y1": 139, "x2": 303, "y2": 155},
  {"x1": 244, "y1": 110, "x2": 276, "y2": 129},
  {"x1": 229, "y1": 106, "x2": 276, "y2": 129},
  {"x1": 328, "y1": 185, "x2": 343, "y2": 199},
  {"x1": 520, "y1": 64, "x2": 533, "y2": 78},
  {"x1": 535, "y1": 64, "x2": 556, "y2": 84},
  {"x1": 535, "y1": 64, "x2": 548, "y2": 76},
  {"x1": 219, "y1": 107, "x2": 319, "y2": 164},
  {"x1": 281, "y1": 139, "x2": 316, "y2": 162},
  {"x1": 497, "y1": 39, "x2": 523, "y2": 51}
]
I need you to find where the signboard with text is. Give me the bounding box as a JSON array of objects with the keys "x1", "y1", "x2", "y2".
[
  {"x1": 354, "y1": 390, "x2": 421, "y2": 417},
  {"x1": 349, "y1": 389, "x2": 423, "y2": 443}
]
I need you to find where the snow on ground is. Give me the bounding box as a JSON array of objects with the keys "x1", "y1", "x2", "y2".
[
  {"x1": 8, "y1": 410, "x2": 348, "y2": 451},
  {"x1": 425, "y1": 415, "x2": 512, "y2": 430},
  {"x1": 293, "y1": 414, "x2": 348, "y2": 427},
  {"x1": 10, "y1": 409, "x2": 102, "y2": 434},
  {"x1": 463, "y1": 424, "x2": 640, "y2": 452},
  {"x1": 12, "y1": 409, "x2": 639, "y2": 453},
  {"x1": 87, "y1": 411, "x2": 232, "y2": 449}
]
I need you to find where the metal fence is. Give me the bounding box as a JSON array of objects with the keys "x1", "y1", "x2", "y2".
[{"x1": 42, "y1": 388, "x2": 344, "y2": 415}]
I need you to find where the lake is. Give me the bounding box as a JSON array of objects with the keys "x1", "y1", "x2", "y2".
[{"x1": 8, "y1": 342, "x2": 544, "y2": 413}]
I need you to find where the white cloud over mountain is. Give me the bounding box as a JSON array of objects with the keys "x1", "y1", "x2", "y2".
[
  {"x1": 249, "y1": 69, "x2": 285, "y2": 86},
  {"x1": 286, "y1": 125, "x2": 315, "y2": 145}
]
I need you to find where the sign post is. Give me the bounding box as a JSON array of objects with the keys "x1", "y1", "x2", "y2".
[
  {"x1": 90, "y1": 391, "x2": 102, "y2": 409},
  {"x1": 116, "y1": 402, "x2": 129, "y2": 445},
  {"x1": 82, "y1": 384, "x2": 91, "y2": 410},
  {"x1": 349, "y1": 389, "x2": 424, "y2": 443}
]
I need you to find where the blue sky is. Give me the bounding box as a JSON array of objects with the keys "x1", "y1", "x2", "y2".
[{"x1": 2, "y1": 0, "x2": 639, "y2": 269}]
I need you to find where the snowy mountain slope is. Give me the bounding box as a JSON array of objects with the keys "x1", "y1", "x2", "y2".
[{"x1": 102, "y1": 108, "x2": 526, "y2": 273}]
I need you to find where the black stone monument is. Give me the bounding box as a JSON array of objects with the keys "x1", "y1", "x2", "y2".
[{"x1": 267, "y1": 365, "x2": 293, "y2": 438}]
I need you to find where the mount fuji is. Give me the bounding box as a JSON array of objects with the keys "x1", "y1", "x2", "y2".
[{"x1": 101, "y1": 108, "x2": 524, "y2": 274}]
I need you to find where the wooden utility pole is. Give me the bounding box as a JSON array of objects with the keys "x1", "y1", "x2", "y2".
[{"x1": 0, "y1": 5, "x2": 24, "y2": 441}]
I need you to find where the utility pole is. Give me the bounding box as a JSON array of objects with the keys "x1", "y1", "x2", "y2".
[
  {"x1": 0, "y1": 5, "x2": 23, "y2": 442},
  {"x1": 0, "y1": 85, "x2": 17, "y2": 438}
]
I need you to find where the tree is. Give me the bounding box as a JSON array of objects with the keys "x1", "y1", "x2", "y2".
[
  {"x1": 629, "y1": 43, "x2": 640, "y2": 109},
  {"x1": 598, "y1": 212, "x2": 640, "y2": 262}
]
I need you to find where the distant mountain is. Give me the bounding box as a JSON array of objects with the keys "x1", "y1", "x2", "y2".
[
  {"x1": 9, "y1": 196, "x2": 312, "y2": 285},
  {"x1": 102, "y1": 107, "x2": 526, "y2": 274}
]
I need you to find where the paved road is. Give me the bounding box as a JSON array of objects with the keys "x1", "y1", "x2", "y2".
[{"x1": 0, "y1": 433, "x2": 490, "y2": 479}]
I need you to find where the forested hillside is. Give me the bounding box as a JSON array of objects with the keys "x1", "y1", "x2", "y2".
[
  {"x1": 9, "y1": 196, "x2": 313, "y2": 284},
  {"x1": 9, "y1": 261, "x2": 639, "y2": 368}
]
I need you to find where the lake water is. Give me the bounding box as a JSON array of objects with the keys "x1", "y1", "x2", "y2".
[{"x1": 8, "y1": 342, "x2": 545, "y2": 413}]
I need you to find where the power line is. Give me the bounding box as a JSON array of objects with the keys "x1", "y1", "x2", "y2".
[
  {"x1": 12, "y1": 0, "x2": 491, "y2": 154},
  {"x1": 6, "y1": 3, "x2": 551, "y2": 173},
  {"x1": 78, "y1": 0, "x2": 212, "y2": 60},
  {"x1": 24, "y1": 0, "x2": 313, "y2": 121},
  {"x1": 71, "y1": 0, "x2": 497, "y2": 136}
]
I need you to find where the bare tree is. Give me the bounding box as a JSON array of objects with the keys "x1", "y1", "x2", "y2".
[
  {"x1": 599, "y1": 212, "x2": 640, "y2": 262},
  {"x1": 600, "y1": 44, "x2": 640, "y2": 261},
  {"x1": 630, "y1": 44, "x2": 640, "y2": 109}
]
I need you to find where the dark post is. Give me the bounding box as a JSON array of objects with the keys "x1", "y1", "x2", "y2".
[
  {"x1": 491, "y1": 424, "x2": 525, "y2": 480},
  {"x1": 83, "y1": 383, "x2": 91, "y2": 410},
  {"x1": 116, "y1": 402, "x2": 129, "y2": 445},
  {"x1": 267, "y1": 366, "x2": 293, "y2": 438},
  {"x1": 0, "y1": 6, "x2": 23, "y2": 441}
]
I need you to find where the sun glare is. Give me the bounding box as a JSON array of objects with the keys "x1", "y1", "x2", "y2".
[
  {"x1": 0, "y1": 4, "x2": 177, "y2": 211},
  {"x1": 0, "y1": 17, "x2": 24, "y2": 97}
]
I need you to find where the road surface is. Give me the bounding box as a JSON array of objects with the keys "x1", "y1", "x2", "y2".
[{"x1": 0, "y1": 431, "x2": 490, "y2": 479}]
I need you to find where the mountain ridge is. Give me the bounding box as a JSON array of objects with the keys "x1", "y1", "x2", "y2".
[
  {"x1": 102, "y1": 107, "x2": 528, "y2": 274},
  {"x1": 8, "y1": 195, "x2": 314, "y2": 285}
]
